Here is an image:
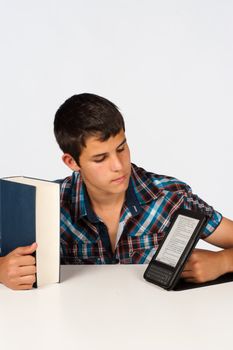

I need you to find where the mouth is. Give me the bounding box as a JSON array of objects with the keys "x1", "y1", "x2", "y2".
[{"x1": 112, "y1": 175, "x2": 127, "y2": 183}]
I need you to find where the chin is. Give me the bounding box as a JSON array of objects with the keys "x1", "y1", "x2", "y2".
[{"x1": 111, "y1": 177, "x2": 130, "y2": 192}]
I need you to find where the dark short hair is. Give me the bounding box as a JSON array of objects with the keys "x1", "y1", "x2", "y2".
[{"x1": 54, "y1": 93, "x2": 125, "y2": 166}]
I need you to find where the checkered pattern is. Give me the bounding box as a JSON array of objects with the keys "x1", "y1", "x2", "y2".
[{"x1": 59, "y1": 163, "x2": 222, "y2": 264}]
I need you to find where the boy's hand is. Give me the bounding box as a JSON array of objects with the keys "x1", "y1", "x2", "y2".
[
  {"x1": 0, "y1": 243, "x2": 37, "y2": 290},
  {"x1": 180, "y1": 248, "x2": 227, "y2": 283}
]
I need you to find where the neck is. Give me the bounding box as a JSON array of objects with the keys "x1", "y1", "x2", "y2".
[{"x1": 86, "y1": 188, "x2": 126, "y2": 212}]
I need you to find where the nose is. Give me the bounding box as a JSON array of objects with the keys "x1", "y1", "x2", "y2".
[{"x1": 110, "y1": 153, "x2": 123, "y2": 172}]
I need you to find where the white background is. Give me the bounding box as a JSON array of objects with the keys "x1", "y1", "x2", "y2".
[{"x1": 0, "y1": 0, "x2": 232, "y2": 233}]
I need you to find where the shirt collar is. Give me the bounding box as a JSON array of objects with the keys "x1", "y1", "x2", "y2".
[
  {"x1": 83, "y1": 177, "x2": 142, "y2": 224},
  {"x1": 71, "y1": 163, "x2": 164, "y2": 223},
  {"x1": 130, "y1": 163, "x2": 164, "y2": 204}
]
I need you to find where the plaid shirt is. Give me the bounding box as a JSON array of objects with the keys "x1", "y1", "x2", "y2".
[{"x1": 59, "y1": 163, "x2": 222, "y2": 264}]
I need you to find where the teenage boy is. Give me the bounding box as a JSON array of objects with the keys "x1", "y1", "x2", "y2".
[{"x1": 0, "y1": 93, "x2": 233, "y2": 290}]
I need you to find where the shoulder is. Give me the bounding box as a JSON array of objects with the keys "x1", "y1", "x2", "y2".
[
  {"x1": 55, "y1": 172, "x2": 81, "y2": 202},
  {"x1": 131, "y1": 163, "x2": 191, "y2": 196}
]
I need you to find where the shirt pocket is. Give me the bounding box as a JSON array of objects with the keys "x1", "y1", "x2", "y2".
[
  {"x1": 65, "y1": 242, "x2": 102, "y2": 264},
  {"x1": 131, "y1": 247, "x2": 157, "y2": 263},
  {"x1": 120, "y1": 232, "x2": 159, "y2": 264},
  {"x1": 121, "y1": 246, "x2": 157, "y2": 264}
]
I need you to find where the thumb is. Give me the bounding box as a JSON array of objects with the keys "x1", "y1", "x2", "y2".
[{"x1": 13, "y1": 242, "x2": 38, "y2": 256}]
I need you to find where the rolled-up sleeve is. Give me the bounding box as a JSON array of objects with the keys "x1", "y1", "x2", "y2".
[{"x1": 182, "y1": 184, "x2": 223, "y2": 239}]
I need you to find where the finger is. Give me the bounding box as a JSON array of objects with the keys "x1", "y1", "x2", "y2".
[
  {"x1": 18, "y1": 255, "x2": 36, "y2": 266},
  {"x1": 20, "y1": 284, "x2": 34, "y2": 290},
  {"x1": 180, "y1": 271, "x2": 194, "y2": 279},
  {"x1": 12, "y1": 284, "x2": 34, "y2": 291},
  {"x1": 182, "y1": 262, "x2": 193, "y2": 271},
  {"x1": 18, "y1": 274, "x2": 36, "y2": 285},
  {"x1": 180, "y1": 274, "x2": 196, "y2": 282},
  {"x1": 19, "y1": 265, "x2": 37, "y2": 277},
  {"x1": 182, "y1": 278, "x2": 197, "y2": 283},
  {"x1": 182, "y1": 267, "x2": 193, "y2": 273},
  {"x1": 14, "y1": 243, "x2": 38, "y2": 256}
]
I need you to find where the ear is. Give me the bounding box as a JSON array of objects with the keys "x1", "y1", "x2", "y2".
[{"x1": 62, "y1": 153, "x2": 80, "y2": 171}]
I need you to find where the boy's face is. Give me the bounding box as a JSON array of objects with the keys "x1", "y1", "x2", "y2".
[{"x1": 64, "y1": 129, "x2": 131, "y2": 196}]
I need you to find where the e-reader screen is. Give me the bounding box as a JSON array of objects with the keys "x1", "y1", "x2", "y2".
[
  {"x1": 144, "y1": 209, "x2": 208, "y2": 290},
  {"x1": 155, "y1": 214, "x2": 200, "y2": 267}
]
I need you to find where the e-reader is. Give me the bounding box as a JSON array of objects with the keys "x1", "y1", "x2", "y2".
[{"x1": 143, "y1": 208, "x2": 207, "y2": 290}]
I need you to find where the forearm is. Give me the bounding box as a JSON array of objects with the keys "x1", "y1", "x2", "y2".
[{"x1": 218, "y1": 248, "x2": 233, "y2": 274}]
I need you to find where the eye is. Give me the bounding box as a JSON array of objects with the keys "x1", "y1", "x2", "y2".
[
  {"x1": 117, "y1": 147, "x2": 125, "y2": 153},
  {"x1": 94, "y1": 157, "x2": 106, "y2": 163},
  {"x1": 93, "y1": 146, "x2": 125, "y2": 163}
]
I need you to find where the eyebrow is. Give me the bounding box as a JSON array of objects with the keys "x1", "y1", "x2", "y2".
[{"x1": 91, "y1": 138, "x2": 127, "y2": 159}]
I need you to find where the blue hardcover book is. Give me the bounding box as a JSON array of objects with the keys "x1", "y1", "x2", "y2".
[{"x1": 0, "y1": 177, "x2": 60, "y2": 288}]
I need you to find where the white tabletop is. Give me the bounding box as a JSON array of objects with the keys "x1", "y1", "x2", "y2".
[{"x1": 0, "y1": 265, "x2": 233, "y2": 350}]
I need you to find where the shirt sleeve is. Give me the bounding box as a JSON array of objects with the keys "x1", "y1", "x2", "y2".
[{"x1": 182, "y1": 184, "x2": 223, "y2": 239}]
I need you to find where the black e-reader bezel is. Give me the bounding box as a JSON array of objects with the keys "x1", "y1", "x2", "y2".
[{"x1": 143, "y1": 208, "x2": 207, "y2": 290}]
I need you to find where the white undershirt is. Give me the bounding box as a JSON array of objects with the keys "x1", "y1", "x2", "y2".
[{"x1": 115, "y1": 221, "x2": 124, "y2": 248}]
